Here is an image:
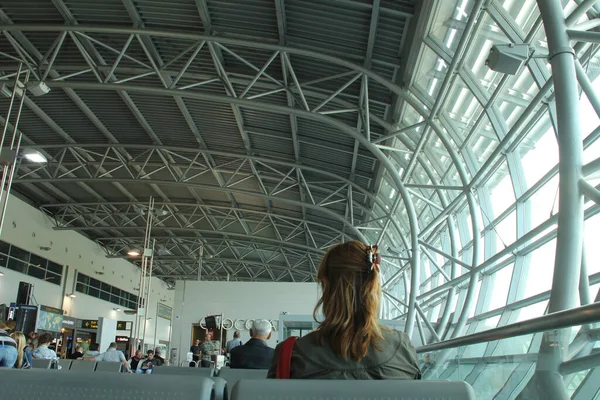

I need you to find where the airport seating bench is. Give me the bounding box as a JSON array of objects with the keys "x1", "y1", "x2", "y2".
[
  {"x1": 231, "y1": 379, "x2": 477, "y2": 400},
  {"x1": 0, "y1": 369, "x2": 215, "y2": 399}
]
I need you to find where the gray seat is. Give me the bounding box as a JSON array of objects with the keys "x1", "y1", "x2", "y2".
[
  {"x1": 0, "y1": 369, "x2": 214, "y2": 399},
  {"x1": 55, "y1": 360, "x2": 72, "y2": 371},
  {"x1": 152, "y1": 366, "x2": 215, "y2": 377},
  {"x1": 69, "y1": 360, "x2": 97, "y2": 372},
  {"x1": 31, "y1": 359, "x2": 52, "y2": 369},
  {"x1": 231, "y1": 379, "x2": 476, "y2": 400},
  {"x1": 218, "y1": 368, "x2": 267, "y2": 385},
  {"x1": 95, "y1": 361, "x2": 123, "y2": 372}
]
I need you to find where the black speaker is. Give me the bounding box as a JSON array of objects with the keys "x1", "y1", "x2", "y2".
[
  {"x1": 205, "y1": 316, "x2": 218, "y2": 329},
  {"x1": 16, "y1": 281, "x2": 32, "y2": 305}
]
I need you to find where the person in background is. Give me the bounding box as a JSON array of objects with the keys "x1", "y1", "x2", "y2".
[
  {"x1": 95, "y1": 342, "x2": 132, "y2": 373},
  {"x1": 68, "y1": 345, "x2": 84, "y2": 360},
  {"x1": 130, "y1": 350, "x2": 143, "y2": 371},
  {"x1": 82, "y1": 343, "x2": 100, "y2": 360},
  {"x1": 230, "y1": 320, "x2": 274, "y2": 369},
  {"x1": 200, "y1": 333, "x2": 215, "y2": 368},
  {"x1": 153, "y1": 347, "x2": 166, "y2": 366},
  {"x1": 10, "y1": 331, "x2": 31, "y2": 369},
  {"x1": 136, "y1": 350, "x2": 155, "y2": 374},
  {"x1": 267, "y1": 241, "x2": 420, "y2": 380},
  {"x1": 0, "y1": 321, "x2": 17, "y2": 368},
  {"x1": 27, "y1": 332, "x2": 38, "y2": 351},
  {"x1": 33, "y1": 333, "x2": 58, "y2": 359},
  {"x1": 190, "y1": 339, "x2": 201, "y2": 364},
  {"x1": 226, "y1": 330, "x2": 243, "y2": 354}
]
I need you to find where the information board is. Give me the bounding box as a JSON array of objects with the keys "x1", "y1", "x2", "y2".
[
  {"x1": 157, "y1": 303, "x2": 172, "y2": 320},
  {"x1": 81, "y1": 319, "x2": 98, "y2": 329}
]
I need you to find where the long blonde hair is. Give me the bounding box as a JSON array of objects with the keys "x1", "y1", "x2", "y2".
[
  {"x1": 10, "y1": 331, "x2": 26, "y2": 369},
  {"x1": 313, "y1": 241, "x2": 384, "y2": 360}
]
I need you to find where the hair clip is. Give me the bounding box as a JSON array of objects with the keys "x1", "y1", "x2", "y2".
[{"x1": 367, "y1": 245, "x2": 380, "y2": 273}]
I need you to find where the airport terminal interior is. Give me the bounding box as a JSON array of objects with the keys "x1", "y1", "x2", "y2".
[{"x1": 0, "y1": 0, "x2": 599, "y2": 398}]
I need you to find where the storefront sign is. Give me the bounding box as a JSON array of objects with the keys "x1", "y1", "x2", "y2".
[
  {"x1": 81, "y1": 319, "x2": 98, "y2": 329},
  {"x1": 62, "y1": 317, "x2": 76, "y2": 327},
  {"x1": 115, "y1": 336, "x2": 129, "y2": 343},
  {"x1": 157, "y1": 303, "x2": 172, "y2": 321}
]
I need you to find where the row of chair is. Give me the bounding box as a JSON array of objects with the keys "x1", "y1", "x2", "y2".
[
  {"x1": 0, "y1": 368, "x2": 477, "y2": 399},
  {"x1": 31, "y1": 359, "x2": 122, "y2": 372}
]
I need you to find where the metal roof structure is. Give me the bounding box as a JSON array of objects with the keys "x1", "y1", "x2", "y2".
[{"x1": 1, "y1": 0, "x2": 600, "y2": 397}]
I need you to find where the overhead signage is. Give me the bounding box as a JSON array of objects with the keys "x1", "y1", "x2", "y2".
[
  {"x1": 62, "y1": 317, "x2": 76, "y2": 327},
  {"x1": 40, "y1": 305, "x2": 63, "y2": 315},
  {"x1": 116, "y1": 321, "x2": 129, "y2": 330},
  {"x1": 115, "y1": 336, "x2": 129, "y2": 343},
  {"x1": 81, "y1": 319, "x2": 98, "y2": 329},
  {"x1": 157, "y1": 303, "x2": 172, "y2": 321}
]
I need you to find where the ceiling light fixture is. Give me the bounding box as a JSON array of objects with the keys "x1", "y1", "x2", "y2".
[
  {"x1": 0, "y1": 271, "x2": 4, "y2": 277},
  {"x1": 67, "y1": 293, "x2": 76, "y2": 298},
  {"x1": 127, "y1": 250, "x2": 141, "y2": 256},
  {"x1": 113, "y1": 307, "x2": 122, "y2": 312},
  {"x1": 23, "y1": 151, "x2": 47, "y2": 163}
]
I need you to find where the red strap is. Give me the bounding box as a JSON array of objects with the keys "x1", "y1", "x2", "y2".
[{"x1": 276, "y1": 336, "x2": 298, "y2": 379}]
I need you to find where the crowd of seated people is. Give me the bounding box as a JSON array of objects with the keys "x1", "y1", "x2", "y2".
[{"x1": 1, "y1": 241, "x2": 421, "y2": 382}]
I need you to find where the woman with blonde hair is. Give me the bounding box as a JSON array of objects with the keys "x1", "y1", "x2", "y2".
[
  {"x1": 268, "y1": 241, "x2": 420, "y2": 379},
  {"x1": 10, "y1": 331, "x2": 32, "y2": 369}
]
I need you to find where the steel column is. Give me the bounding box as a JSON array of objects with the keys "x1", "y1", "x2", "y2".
[{"x1": 533, "y1": 1, "x2": 585, "y2": 398}]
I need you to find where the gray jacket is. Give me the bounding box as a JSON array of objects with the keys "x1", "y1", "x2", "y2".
[{"x1": 267, "y1": 328, "x2": 420, "y2": 380}]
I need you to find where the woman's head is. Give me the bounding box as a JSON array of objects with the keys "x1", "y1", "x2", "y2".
[
  {"x1": 314, "y1": 241, "x2": 383, "y2": 360},
  {"x1": 38, "y1": 332, "x2": 53, "y2": 346},
  {"x1": 10, "y1": 331, "x2": 26, "y2": 368}
]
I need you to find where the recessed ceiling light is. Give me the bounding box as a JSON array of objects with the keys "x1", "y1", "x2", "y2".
[{"x1": 23, "y1": 151, "x2": 47, "y2": 163}]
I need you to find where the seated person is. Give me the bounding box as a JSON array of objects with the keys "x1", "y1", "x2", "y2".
[
  {"x1": 95, "y1": 342, "x2": 132, "y2": 373},
  {"x1": 153, "y1": 347, "x2": 166, "y2": 366},
  {"x1": 68, "y1": 345, "x2": 84, "y2": 360},
  {"x1": 32, "y1": 333, "x2": 58, "y2": 359},
  {"x1": 82, "y1": 343, "x2": 100, "y2": 360},
  {"x1": 10, "y1": 331, "x2": 31, "y2": 369},
  {"x1": 230, "y1": 320, "x2": 274, "y2": 369},
  {"x1": 130, "y1": 350, "x2": 143, "y2": 371},
  {"x1": 136, "y1": 350, "x2": 155, "y2": 374},
  {"x1": 267, "y1": 241, "x2": 420, "y2": 379},
  {"x1": 226, "y1": 331, "x2": 243, "y2": 354}
]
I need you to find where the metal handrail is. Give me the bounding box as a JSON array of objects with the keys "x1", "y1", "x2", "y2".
[{"x1": 416, "y1": 301, "x2": 600, "y2": 353}]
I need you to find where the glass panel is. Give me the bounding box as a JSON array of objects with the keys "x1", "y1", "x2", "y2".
[
  {"x1": 0, "y1": 241, "x2": 10, "y2": 255},
  {"x1": 75, "y1": 282, "x2": 85, "y2": 294},
  {"x1": 486, "y1": 263, "x2": 514, "y2": 311},
  {"x1": 28, "y1": 265, "x2": 46, "y2": 280},
  {"x1": 9, "y1": 246, "x2": 29, "y2": 263},
  {"x1": 47, "y1": 261, "x2": 63, "y2": 275},
  {"x1": 44, "y1": 271, "x2": 61, "y2": 285},
  {"x1": 99, "y1": 290, "x2": 110, "y2": 302},
  {"x1": 528, "y1": 175, "x2": 559, "y2": 230},
  {"x1": 420, "y1": 325, "x2": 582, "y2": 399},
  {"x1": 522, "y1": 239, "x2": 556, "y2": 299},
  {"x1": 7, "y1": 258, "x2": 26, "y2": 273},
  {"x1": 29, "y1": 254, "x2": 47, "y2": 269},
  {"x1": 519, "y1": 118, "x2": 558, "y2": 189}
]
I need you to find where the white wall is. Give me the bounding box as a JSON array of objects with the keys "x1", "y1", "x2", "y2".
[
  {"x1": 0, "y1": 195, "x2": 174, "y2": 346},
  {"x1": 171, "y1": 281, "x2": 318, "y2": 364}
]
